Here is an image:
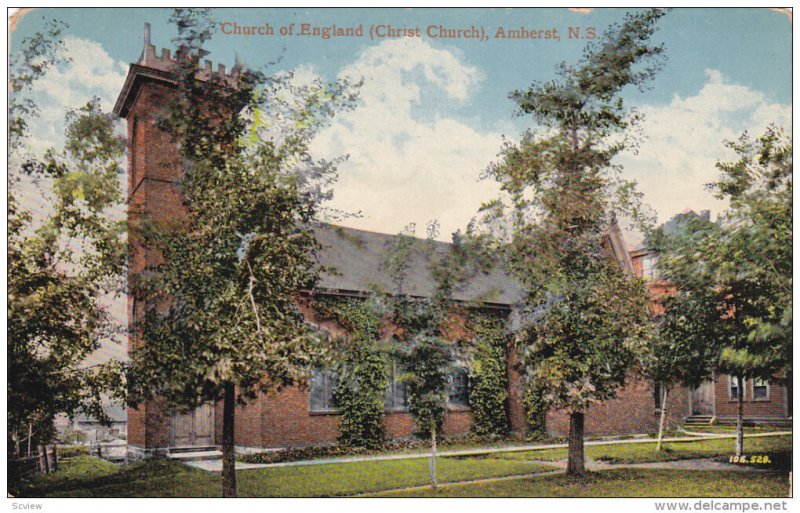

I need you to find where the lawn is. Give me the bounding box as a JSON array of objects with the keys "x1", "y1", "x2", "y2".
[
  {"x1": 16, "y1": 454, "x2": 555, "y2": 498},
  {"x1": 14, "y1": 435, "x2": 790, "y2": 498},
  {"x1": 499, "y1": 434, "x2": 792, "y2": 464},
  {"x1": 376, "y1": 469, "x2": 790, "y2": 497}
]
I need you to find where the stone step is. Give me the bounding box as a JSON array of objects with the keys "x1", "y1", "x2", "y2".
[
  {"x1": 169, "y1": 445, "x2": 218, "y2": 454},
  {"x1": 168, "y1": 450, "x2": 223, "y2": 462}
]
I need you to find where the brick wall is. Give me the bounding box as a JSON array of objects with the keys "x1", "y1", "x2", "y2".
[
  {"x1": 545, "y1": 376, "x2": 690, "y2": 437},
  {"x1": 712, "y1": 372, "x2": 787, "y2": 418},
  {"x1": 217, "y1": 385, "x2": 475, "y2": 449},
  {"x1": 126, "y1": 78, "x2": 185, "y2": 451}
]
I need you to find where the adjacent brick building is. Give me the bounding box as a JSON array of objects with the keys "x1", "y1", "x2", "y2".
[
  {"x1": 116, "y1": 27, "x2": 690, "y2": 458},
  {"x1": 630, "y1": 249, "x2": 790, "y2": 424}
]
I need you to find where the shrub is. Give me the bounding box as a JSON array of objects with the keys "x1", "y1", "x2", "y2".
[{"x1": 57, "y1": 445, "x2": 89, "y2": 459}]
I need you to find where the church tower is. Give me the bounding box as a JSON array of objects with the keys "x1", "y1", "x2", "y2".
[{"x1": 113, "y1": 23, "x2": 242, "y2": 459}]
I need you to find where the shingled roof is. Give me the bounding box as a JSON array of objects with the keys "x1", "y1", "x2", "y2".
[{"x1": 312, "y1": 224, "x2": 524, "y2": 307}]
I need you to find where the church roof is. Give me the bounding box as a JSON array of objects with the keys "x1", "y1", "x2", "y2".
[{"x1": 312, "y1": 224, "x2": 524, "y2": 308}]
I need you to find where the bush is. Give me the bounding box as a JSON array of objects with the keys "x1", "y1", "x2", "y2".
[
  {"x1": 57, "y1": 445, "x2": 89, "y2": 459},
  {"x1": 238, "y1": 432, "x2": 527, "y2": 464}
]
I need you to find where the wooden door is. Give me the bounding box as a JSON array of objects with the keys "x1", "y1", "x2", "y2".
[
  {"x1": 171, "y1": 403, "x2": 214, "y2": 447},
  {"x1": 691, "y1": 381, "x2": 714, "y2": 415}
]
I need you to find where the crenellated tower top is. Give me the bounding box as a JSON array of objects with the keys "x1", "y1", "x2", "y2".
[{"x1": 114, "y1": 23, "x2": 244, "y2": 118}]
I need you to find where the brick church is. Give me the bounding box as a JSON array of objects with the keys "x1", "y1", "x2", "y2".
[{"x1": 115, "y1": 27, "x2": 787, "y2": 459}]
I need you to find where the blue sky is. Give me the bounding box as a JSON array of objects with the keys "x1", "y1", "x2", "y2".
[
  {"x1": 9, "y1": 7, "x2": 792, "y2": 364},
  {"x1": 11, "y1": 7, "x2": 792, "y2": 240}
]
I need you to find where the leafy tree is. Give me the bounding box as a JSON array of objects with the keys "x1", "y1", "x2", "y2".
[
  {"x1": 645, "y1": 212, "x2": 722, "y2": 450},
  {"x1": 127, "y1": 9, "x2": 357, "y2": 497},
  {"x1": 383, "y1": 223, "x2": 479, "y2": 487},
  {"x1": 710, "y1": 126, "x2": 792, "y2": 395},
  {"x1": 651, "y1": 127, "x2": 792, "y2": 456},
  {"x1": 476, "y1": 10, "x2": 665, "y2": 475},
  {"x1": 8, "y1": 21, "x2": 126, "y2": 459}
]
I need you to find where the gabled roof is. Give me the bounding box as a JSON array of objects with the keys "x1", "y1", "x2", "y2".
[
  {"x1": 312, "y1": 224, "x2": 524, "y2": 307},
  {"x1": 312, "y1": 223, "x2": 635, "y2": 309}
]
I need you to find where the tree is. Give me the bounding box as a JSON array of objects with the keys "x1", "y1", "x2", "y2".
[
  {"x1": 645, "y1": 212, "x2": 722, "y2": 450},
  {"x1": 713, "y1": 127, "x2": 792, "y2": 456},
  {"x1": 8, "y1": 21, "x2": 127, "y2": 462},
  {"x1": 711, "y1": 126, "x2": 792, "y2": 391},
  {"x1": 651, "y1": 127, "x2": 792, "y2": 456},
  {"x1": 126, "y1": 9, "x2": 357, "y2": 497},
  {"x1": 476, "y1": 10, "x2": 666, "y2": 476},
  {"x1": 383, "y1": 223, "x2": 477, "y2": 488}
]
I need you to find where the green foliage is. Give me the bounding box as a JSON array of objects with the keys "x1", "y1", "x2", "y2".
[
  {"x1": 396, "y1": 334, "x2": 453, "y2": 438},
  {"x1": 522, "y1": 381, "x2": 549, "y2": 435},
  {"x1": 380, "y1": 469, "x2": 789, "y2": 498},
  {"x1": 8, "y1": 22, "x2": 127, "y2": 451},
  {"x1": 382, "y1": 223, "x2": 472, "y2": 439},
  {"x1": 314, "y1": 297, "x2": 389, "y2": 448},
  {"x1": 127, "y1": 10, "x2": 358, "y2": 409},
  {"x1": 56, "y1": 445, "x2": 90, "y2": 459},
  {"x1": 710, "y1": 126, "x2": 792, "y2": 381},
  {"x1": 649, "y1": 127, "x2": 792, "y2": 388},
  {"x1": 467, "y1": 315, "x2": 509, "y2": 437},
  {"x1": 477, "y1": 10, "x2": 664, "y2": 417}
]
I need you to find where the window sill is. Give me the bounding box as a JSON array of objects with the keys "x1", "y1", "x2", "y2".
[
  {"x1": 447, "y1": 405, "x2": 471, "y2": 412},
  {"x1": 309, "y1": 409, "x2": 340, "y2": 416}
]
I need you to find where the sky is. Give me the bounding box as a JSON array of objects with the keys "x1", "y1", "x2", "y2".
[{"x1": 8, "y1": 7, "x2": 793, "y2": 361}]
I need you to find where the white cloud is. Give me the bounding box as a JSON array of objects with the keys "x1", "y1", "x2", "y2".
[
  {"x1": 619, "y1": 69, "x2": 791, "y2": 234},
  {"x1": 25, "y1": 36, "x2": 128, "y2": 156},
  {"x1": 11, "y1": 37, "x2": 129, "y2": 365},
  {"x1": 14, "y1": 36, "x2": 128, "y2": 216},
  {"x1": 312, "y1": 38, "x2": 503, "y2": 240}
]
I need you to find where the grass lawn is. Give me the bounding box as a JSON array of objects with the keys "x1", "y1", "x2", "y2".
[
  {"x1": 499, "y1": 434, "x2": 792, "y2": 464},
  {"x1": 376, "y1": 469, "x2": 790, "y2": 498},
  {"x1": 14, "y1": 435, "x2": 790, "y2": 498},
  {"x1": 16, "y1": 454, "x2": 555, "y2": 498}
]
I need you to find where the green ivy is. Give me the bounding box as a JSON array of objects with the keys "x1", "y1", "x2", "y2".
[
  {"x1": 468, "y1": 314, "x2": 510, "y2": 437},
  {"x1": 522, "y1": 380, "x2": 549, "y2": 435},
  {"x1": 313, "y1": 296, "x2": 389, "y2": 449}
]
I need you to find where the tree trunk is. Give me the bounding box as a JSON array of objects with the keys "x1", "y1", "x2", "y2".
[
  {"x1": 656, "y1": 386, "x2": 668, "y2": 451},
  {"x1": 52, "y1": 444, "x2": 58, "y2": 473},
  {"x1": 429, "y1": 422, "x2": 438, "y2": 489},
  {"x1": 735, "y1": 376, "x2": 744, "y2": 457},
  {"x1": 27, "y1": 424, "x2": 32, "y2": 457},
  {"x1": 567, "y1": 411, "x2": 585, "y2": 476},
  {"x1": 222, "y1": 381, "x2": 237, "y2": 498}
]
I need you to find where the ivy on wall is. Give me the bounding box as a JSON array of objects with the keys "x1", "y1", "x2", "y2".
[
  {"x1": 312, "y1": 296, "x2": 389, "y2": 449},
  {"x1": 467, "y1": 313, "x2": 510, "y2": 437},
  {"x1": 522, "y1": 380, "x2": 549, "y2": 435},
  {"x1": 313, "y1": 297, "x2": 516, "y2": 444}
]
